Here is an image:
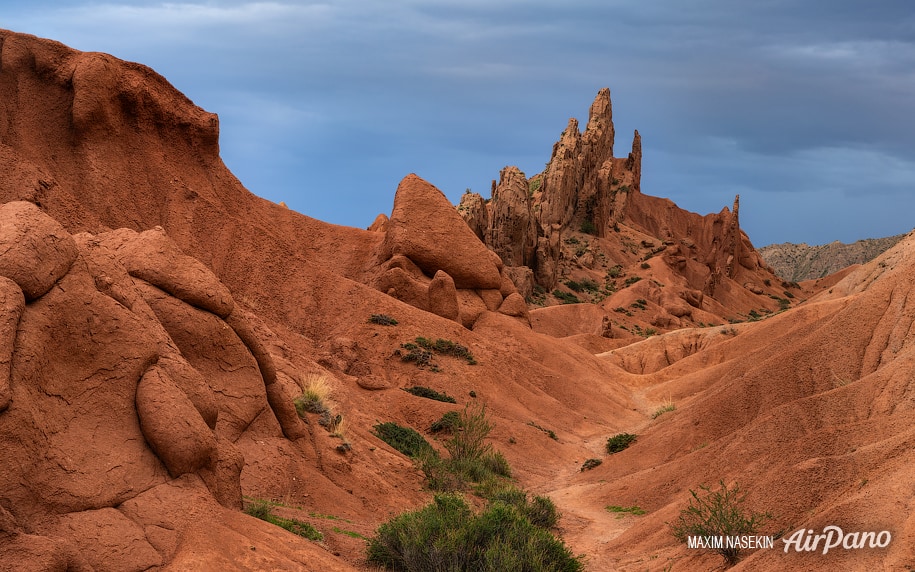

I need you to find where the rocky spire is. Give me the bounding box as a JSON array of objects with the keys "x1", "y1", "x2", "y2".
[
  {"x1": 537, "y1": 118, "x2": 582, "y2": 231},
  {"x1": 485, "y1": 167, "x2": 538, "y2": 268}
]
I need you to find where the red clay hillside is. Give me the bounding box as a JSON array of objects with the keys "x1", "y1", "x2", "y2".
[{"x1": 0, "y1": 29, "x2": 912, "y2": 571}]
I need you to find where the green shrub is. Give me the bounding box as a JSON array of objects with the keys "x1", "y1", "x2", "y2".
[
  {"x1": 444, "y1": 403, "x2": 493, "y2": 462},
  {"x1": 529, "y1": 177, "x2": 542, "y2": 195},
  {"x1": 623, "y1": 276, "x2": 642, "y2": 287},
  {"x1": 398, "y1": 344, "x2": 436, "y2": 368},
  {"x1": 404, "y1": 386, "x2": 457, "y2": 403},
  {"x1": 367, "y1": 493, "x2": 582, "y2": 571},
  {"x1": 580, "y1": 220, "x2": 597, "y2": 235},
  {"x1": 430, "y1": 411, "x2": 461, "y2": 434},
  {"x1": 608, "y1": 265, "x2": 623, "y2": 278},
  {"x1": 652, "y1": 402, "x2": 676, "y2": 419},
  {"x1": 373, "y1": 422, "x2": 433, "y2": 458},
  {"x1": 244, "y1": 499, "x2": 323, "y2": 541},
  {"x1": 293, "y1": 375, "x2": 331, "y2": 416},
  {"x1": 421, "y1": 405, "x2": 511, "y2": 492},
  {"x1": 481, "y1": 451, "x2": 512, "y2": 478},
  {"x1": 606, "y1": 433, "x2": 637, "y2": 454},
  {"x1": 640, "y1": 262, "x2": 651, "y2": 269},
  {"x1": 552, "y1": 290, "x2": 580, "y2": 304},
  {"x1": 670, "y1": 481, "x2": 771, "y2": 566},
  {"x1": 369, "y1": 314, "x2": 398, "y2": 326},
  {"x1": 488, "y1": 486, "x2": 559, "y2": 529},
  {"x1": 566, "y1": 278, "x2": 599, "y2": 293},
  {"x1": 580, "y1": 458, "x2": 602, "y2": 471}
]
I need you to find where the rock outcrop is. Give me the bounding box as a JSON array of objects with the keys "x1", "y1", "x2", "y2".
[
  {"x1": 485, "y1": 166, "x2": 538, "y2": 268},
  {"x1": 461, "y1": 88, "x2": 783, "y2": 329},
  {"x1": 0, "y1": 201, "x2": 323, "y2": 569},
  {"x1": 371, "y1": 174, "x2": 518, "y2": 328}
]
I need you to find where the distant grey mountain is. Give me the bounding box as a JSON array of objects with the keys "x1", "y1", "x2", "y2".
[{"x1": 758, "y1": 234, "x2": 907, "y2": 282}]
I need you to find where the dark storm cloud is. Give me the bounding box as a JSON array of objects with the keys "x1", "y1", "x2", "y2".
[{"x1": 4, "y1": 1, "x2": 914, "y2": 244}]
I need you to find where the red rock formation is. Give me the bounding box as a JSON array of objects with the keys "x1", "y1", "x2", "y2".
[
  {"x1": 0, "y1": 202, "x2": 330, "y2": 568},
  {"x1": 4, "y1": 29, "x2": 910, "y2": 572},
  {"x1": 465, "y1": 88, "x2": 782, "y2": 326},
  {"x1": 486, "y1": 166, "x2": 538, "y2": 268}
]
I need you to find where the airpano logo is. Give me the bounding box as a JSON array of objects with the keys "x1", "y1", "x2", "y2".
[{"x1": 781, "y1": 526, "x2": 892, "y2": 555}]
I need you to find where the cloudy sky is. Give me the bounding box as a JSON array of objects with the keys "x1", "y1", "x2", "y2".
[{"x1": 6, "y1": 1, "x2": 915, "y2": 245}]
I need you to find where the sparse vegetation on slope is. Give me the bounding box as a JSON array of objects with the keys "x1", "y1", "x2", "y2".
[
  {"x1": 367, "y1": 493, "x2": 582, "y2": 572},
  {"x1": 403, "y1": 385, "x2": 457, "y2": 403},
  {"x1": 421, "y1": 404, "x2": 512, "y2": 492},
  {"x1": 670, "y1": 481, "x2": 771, "y2": 566},
  {"x1": 244, "y1": 499, "x2": 323, "y2": 541},
  {"x1": 373, "y1": 422, "x2": 433, "y2": 458},
  {"x1": 606, "y1": 433, "x2": 637, "y2": 453}
]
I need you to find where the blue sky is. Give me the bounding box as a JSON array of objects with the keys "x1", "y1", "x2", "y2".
[{"x1": 5, "y1": 1, "x2": 915, "y2": 246}]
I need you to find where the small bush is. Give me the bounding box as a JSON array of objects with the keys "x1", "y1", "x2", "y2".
[
  {"x1": 404, "y1": 385, "x2": 457, "y2": 403},
  {"x1": 580, "y1": 220, "x2": 597, "y2": 235},
  {"x1": 670, "y1": 481, "x2": 771, "y2": 566},
  {"x1": 369, "y1": 314, "x2": 398, "y2": 326},
  {"x1": 553, "y1": 290, "x2": 580, "y2": 304},
  {"x1": 294, "y1": 374, "x2": 331, "y2": 415},
  {"x1": 373, "y1": 422, "x2": 433, "y2": 458},
  {"x1": 481, "y1": 451, "x2": 512, "y2": 478},
  {"x1": 640, "y1": 262, "x2": 651, "y2": 269},
  {"x1": 367, "y1": 493, "x2": 582, "y2": 571},
  {"x1": 581, "y1": 458, "x2": 602, "y2": 471},
  {"x1": 529, "y1": 177, "x2": 542, "y2": 195},
  {"x1": 606, "y1": 433, "x2": 637, "y2": 454},
  {"x1": 244, "y1": 499, "x2": 323, "y2": 541},
  {"x1": 652, "y1": 401, "x2": 676, "y2": 419},
  {"x1": 398, "y1": 343, "x2": 436, "y2": 368},
  {"x1": 608, "y1": 265, "x2": 623, "y2": 278},
  {"x1": 623, "y1": 276, "x2": 642, "y2": 287},
  {"x1": 430, "y1": 411, "x2": 461, "y2": 434},
  {"x1": 489, "y1": 487, "x2": 560, "y2": 529},
  {"x1": 567, "y1": 278, "x2": 600, "y2": 293},
  {"x1": 445, "y1": 403, "x2": 493, "y2": 462},
  {"x1": 421, "y1": 405, "x2": 512, "y2": 492},
  {"x1": 566, "y1": 280, "x2": 585, "y2": 292}
]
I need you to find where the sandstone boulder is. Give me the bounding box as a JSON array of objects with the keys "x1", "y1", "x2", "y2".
[
  {"x1": 0, "y1": 201, "x2": 78, "y2": 300},
  {"x1": 497, "y1": 293, "x2": 530, "y2": 322},
  {"x1": 428, "y1": 270, "x2": 459, "y2": 322},
  {"x1": 137, "y1": 366, "x2": 216, "y2": 477},
  {"x1": 100, "y1": 227, "x2": 235, "y2": 318},
  {"x1": 383, "y1": 174, "x2": 501, "y2": 289}
]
